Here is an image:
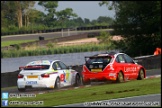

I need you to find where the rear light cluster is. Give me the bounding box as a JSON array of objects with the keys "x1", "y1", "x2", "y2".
[
  {"x1": 41, "y1": 73, "x2": 49, "y2": 78},
  {"x1": 18, "y1": 74, "x2": 24, "y2": 78}
]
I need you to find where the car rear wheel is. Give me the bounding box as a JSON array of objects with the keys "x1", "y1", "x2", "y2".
[
  {"x1": 137, "y1": 69, "x2": 144, "y2": 80},
  {"x1": 116, "y1": 72, "x2": 124, "y2": 83},
  {"x1": 74, "y1": 74, "x2": 81, "y2": 87},
  {"x1": 54, "y1": 77, "x2": 61, "y2": 89},
  {"x1": 18, "y1": 88, "x2": 26, "y2": 92},
  {"x1": 83, "y1": 81, "x2": 91, "y2": 85}
]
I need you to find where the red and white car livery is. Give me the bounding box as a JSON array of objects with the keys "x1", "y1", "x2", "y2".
[
  {"x1": 17, "y1": 60, "x2": 81, "y2": 92},
  {"x1": 82, "y1": 52, "x2": 146, "y2": 84}
]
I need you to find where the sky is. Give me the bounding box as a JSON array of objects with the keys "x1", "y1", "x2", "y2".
[{"x1": 35, "y1": 1, "x2": 115, "y2": 21}]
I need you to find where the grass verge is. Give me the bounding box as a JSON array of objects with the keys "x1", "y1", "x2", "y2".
[
  {"x1": 4, "y1": 77, "x2": 161, "y2": 107},
  {"x1": 1, "y1": 40, "x2": 37, "y2": 47}
]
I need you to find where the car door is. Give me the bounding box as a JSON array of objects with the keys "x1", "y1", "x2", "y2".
[
  {"x1": 52, "y1": 61, "x2": 65, "y2": 87},
  {"x1": 115, "y1": 54, "x2": 131, "y2": 80},
  {"x1": 123, "y1": 54, "x2": 138, "y2": 79},
  {"x1": 57, "y1": 61, "x2": 72, "y2": 86}
]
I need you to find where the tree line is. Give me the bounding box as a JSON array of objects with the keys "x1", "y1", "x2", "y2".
[
  {"x1": 1, "y1": 1, "x2": 161, "y2": 57},
  {"x1": 1, "y1": 1, "x2": 114, "y2": 34}
]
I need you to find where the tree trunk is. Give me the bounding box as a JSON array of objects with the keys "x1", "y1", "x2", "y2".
[
  {"x1": 16, "y1": 1, "x2": 23, "y2": 28},
  {"x1": 24, "y1": 14, "x2": 26, "y2": 27},
  {"x1": 27, "y1": 15, "x2": 29, "y2": 27}
]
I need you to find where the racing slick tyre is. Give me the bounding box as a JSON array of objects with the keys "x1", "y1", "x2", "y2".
[
  {"x1": 116, "y1": 72, "x2": 124, "y2": 83},
  {"x1": 82, "y1": 79, "x2": 91, "y2": 85},
  {"x1": 18, "y1": 88, "x2": 26, "y2": 92},
  {"x1": 82, "y1": 76, "x2": 91, "y2": 85},
  {"x1": 82, "y1": 81, "x2": 90, "y2": 85},
  {"x1": 74, "y1": 74, "x2": 81, "y2": 87},
  {"x1": 54, "y1": 77, "x2": 61, "y2": 89},
  {"x1": 137, "y1": 69, "x2": 144, "y2": 80}
]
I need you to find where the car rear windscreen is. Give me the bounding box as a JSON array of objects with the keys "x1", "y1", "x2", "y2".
[
  {"x1": 86, "y1": 56, "x2": 112, "y2": 65},
  {"x1": 85, "y1": 56, "x2": 112, "y2": 71},
  {"x1": 24, "y1": 65, "x2": 50, "y2": 70}
]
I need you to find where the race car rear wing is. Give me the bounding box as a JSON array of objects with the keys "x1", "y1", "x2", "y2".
[{"x1": 19, "y1": 65, "x2": 47, "y2": 70}]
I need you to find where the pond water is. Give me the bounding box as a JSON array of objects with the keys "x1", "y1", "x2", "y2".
[{"x1": 2, "y1": 51, "x2": 120, "y2": 73}]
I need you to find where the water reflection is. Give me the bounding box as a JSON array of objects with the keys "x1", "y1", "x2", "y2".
[{"x1": 1, "y1": 50, "x2": 119, "y2": 73}]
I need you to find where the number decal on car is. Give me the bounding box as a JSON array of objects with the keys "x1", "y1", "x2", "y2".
[{"x1": 60, "y1": 74, "x2": 65, "y2": 81}]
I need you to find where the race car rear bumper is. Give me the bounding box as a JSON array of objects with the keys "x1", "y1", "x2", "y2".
[
  {"x1": 17, "y1": 78, "x2": 55, "y2": 89},
  {"x1": 82, "y1": 72, "x2": 117, "y2": 82}
]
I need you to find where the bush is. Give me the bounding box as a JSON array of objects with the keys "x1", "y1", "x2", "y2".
[
  {"x1": 14, "y1": 44, "x2": 21, "y2": 50},
  {"x1": 8, "y1": 25, "x2": 19, "y2": 32},
  {"x1": 46, "y1": 41, "x2": 54, "y2": 48},
  {"x1": 1, "y1": 43, "x2": 111, "y2": 58}
]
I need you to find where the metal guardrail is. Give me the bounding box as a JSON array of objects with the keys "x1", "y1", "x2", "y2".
[
  {"x1": 134, "y1": 55, "x2": 161, "y2": 69},
  {"x1": 134, "y1": 55, "x2": 155, "y2": 59}
]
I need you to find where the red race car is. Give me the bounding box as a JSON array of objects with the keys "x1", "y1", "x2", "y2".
[{"x1": 82, "y1": 52, "x2": 146, "y2": 84}]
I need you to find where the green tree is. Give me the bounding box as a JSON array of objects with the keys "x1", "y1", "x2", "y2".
[
  {"x1": 56, "y1": 8, "x2": 78, "y2": 28},
  {"x1": 23, "y1": 1, "x2": 35, "y2": 27},
  {"x1": 15, "y1": 1, "x2": 35, "y2": 28},
  {"x1": 73, "y1": 17, "x2": 84, "y2": 26},
  {"x1": 97, "y1": 16, "x2": 114, "y2": 25},
  {"x1": 84, "y1": 18, "x2": 90, "y2": 25},
  {"x1": 1, "y1": 1, "x2": 35, "y2": 30},
  {"x1": 91, "y1": 19, "x2": 98, "y2": 25},
  {"x1": 26, "y1": 9, "x2": 45, "y2": 26},
  {"x1": 97, "y1": 31, "x2": 114, "y2": 48},
  {"x1": 99, "y1": 1, "x2": 161, "y2": 56},
  {"x1": 1, "y1": 1, "x2": 17, "y2": 29},
  {"x1": 38, "y1": 1, "x2": 58, "y2": 27}
]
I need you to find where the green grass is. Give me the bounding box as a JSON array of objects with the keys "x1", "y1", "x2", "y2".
[
  {"x1": 5, "y1": 77, "x2": 161, "y2": 107},
  {"x1": 1, "y1": 86, "x2": 17, "y2": 90},
  {"x1": 1, "y1": 40, "x2": 37, "y2": 47}
]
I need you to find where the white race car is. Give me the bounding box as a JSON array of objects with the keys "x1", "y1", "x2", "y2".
[{"x1": 17, "y1": 60, "x2": 81, "y2": 92}]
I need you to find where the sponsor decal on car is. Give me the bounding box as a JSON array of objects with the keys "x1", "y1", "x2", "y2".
[
  {"x1": 26, "y1": 81, "x2": 37, "y2": 85},
  {"x1": 124, "y1": 67, "x2": 137, "y2": 72},
  {"x1": 27, "y1": 60, "x2": 51, "y2": 66}
]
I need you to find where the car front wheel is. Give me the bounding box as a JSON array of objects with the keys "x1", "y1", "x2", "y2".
[{"x1": 137, "y1": 69, "x2": 144, "y2": 80}]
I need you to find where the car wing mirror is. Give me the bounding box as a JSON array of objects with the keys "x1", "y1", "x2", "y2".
[
  {"x1": 68, "y1": 66, "x2": 72, "y2": 69},
  {"x1": 134, "y1": 60, "x2": 138, "y2": 64},
  {"x1": 120, "y1": 61, "x2": 125, "y2": 63}
]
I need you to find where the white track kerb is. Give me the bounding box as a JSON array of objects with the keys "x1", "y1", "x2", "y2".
[{"x1": 145, "y1": 75, "x2": 161, "y2": 79}]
